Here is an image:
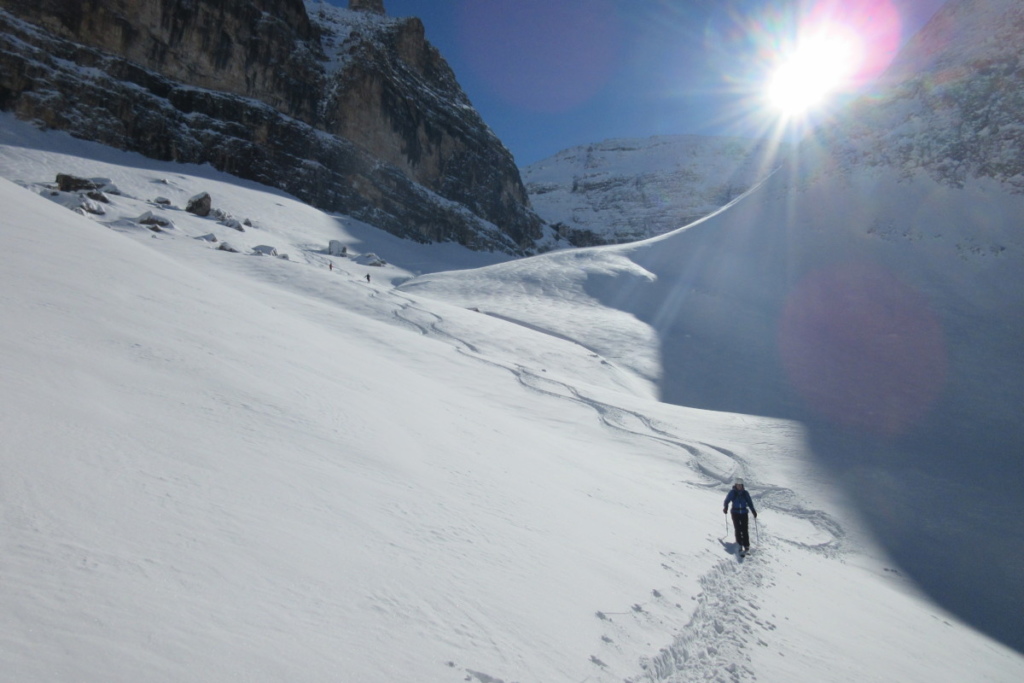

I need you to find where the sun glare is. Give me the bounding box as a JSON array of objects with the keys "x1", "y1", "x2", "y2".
[
  {"x1": 766, "y1": 30, "x2": 862, "y2": 117},
  {"x1": 705, "y1": 0, "x2": 902, "y2": 146}
]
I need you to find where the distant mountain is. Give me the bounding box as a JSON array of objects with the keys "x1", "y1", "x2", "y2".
[
  {"x1": 405, "y1": 0, "x2": 1024, "y2": 653},
  {"x1": 522, "y1": 135, "x2": 779, "y2": 245},
  {"x1": 827, "y1": 0, "x2": 1024, "y2": 190},
  {"x1": 0, "y1": 0, "x2": 542, "y2": 252}
]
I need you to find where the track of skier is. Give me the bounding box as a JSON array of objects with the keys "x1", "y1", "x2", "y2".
[
  {"x1": 126, "y1": 235, "x2": 846, "y2": 682},
  {"x1": 152, "y1": 240, "x2": 843, "y2": 682},
  {"x1": 384, "y1": 290, "x2": 845, "y2": 682}
]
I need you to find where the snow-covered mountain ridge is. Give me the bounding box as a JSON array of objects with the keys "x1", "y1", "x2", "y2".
[
  {"x1": 522, "y1": 135, "x2": 778, "y2": 244},
  {"x1": 825, "y1": 0, "x2": 1024, "y2": 190}
]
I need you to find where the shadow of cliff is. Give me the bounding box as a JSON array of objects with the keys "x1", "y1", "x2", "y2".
[
  {"x1": 656, "y1": 310, "x2": 1024, "y2": 651},
  {"x1": 585, "y1": 165, "x2": 1024, "y2": 654}
]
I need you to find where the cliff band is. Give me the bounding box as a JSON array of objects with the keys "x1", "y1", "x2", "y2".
[{"x1": 0, "y1": 0, "x2": 542, "y2": 252}]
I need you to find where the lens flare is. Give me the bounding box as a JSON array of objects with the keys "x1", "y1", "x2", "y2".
[{"x1": 778, "y1": 262, "x2": 947, "y2": 436}]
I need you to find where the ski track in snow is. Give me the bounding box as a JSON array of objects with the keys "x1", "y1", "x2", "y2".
[
  {"x1": 377, "y1": 287, "x2": 844, "y2": 681},
  {"x1": 634, "y1": 548, "x2": 774, "y2": 683}
]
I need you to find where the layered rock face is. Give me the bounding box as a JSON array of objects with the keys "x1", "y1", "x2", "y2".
[{"x1": 0, "y1": 0, "x2": 542, "y2": 252}]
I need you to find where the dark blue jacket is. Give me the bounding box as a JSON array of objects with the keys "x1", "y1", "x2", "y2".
[{"x1": 724, "y1": 486, "x2": 756, "y2": 515}]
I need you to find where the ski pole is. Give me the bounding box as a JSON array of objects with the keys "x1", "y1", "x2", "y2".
[{"x1": 755, "y1": 516, "x2": 761, "y2": 545}]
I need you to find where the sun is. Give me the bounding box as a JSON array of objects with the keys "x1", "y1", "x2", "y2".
[
  {"x1": 766, "y1": 30, "x2": 862, "y2": 117},
  {"x1": 712, "y1": 0, "x2": 903, "y2": 138}
]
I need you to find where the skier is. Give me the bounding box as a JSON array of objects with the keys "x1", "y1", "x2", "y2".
[
  {"x1": 723, "y1": 478, "x2": 757, "y2": 554},
  {"x1": 365, "y1": 273, "x2": 371, "y2": 283}
]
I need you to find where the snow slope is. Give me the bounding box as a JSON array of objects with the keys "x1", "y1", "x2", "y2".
[
  {"x1": 2, "y1": 114, "x2": 1023, "y2": 682},
  {"x1": 407, "y1": 155, "x2": 1024, "y2": 650}
]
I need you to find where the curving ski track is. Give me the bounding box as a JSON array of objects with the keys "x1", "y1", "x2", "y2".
[{"x1": 380, "y1": 290, "x2": 844, "y2": 681}]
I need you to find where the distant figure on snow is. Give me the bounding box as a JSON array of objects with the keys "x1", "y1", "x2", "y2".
[
  {"x1": 365, "y1": 273, "x2": 371, "y2": 283},
  {"x1": 329, "y1": 262, "x2": 333, "y2": 271},
  {"x1": 724, "y1": 478, "x2": 757, "y2": 554}
]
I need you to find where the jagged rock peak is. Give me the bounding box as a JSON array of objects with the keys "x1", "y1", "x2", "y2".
[{"x1": 349, "y1": 0, "x2": 385, "y2": 14}]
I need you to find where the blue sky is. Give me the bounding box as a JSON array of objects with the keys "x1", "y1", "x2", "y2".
[{"x1": 333, "y1": 1, "x2": 947, "y2": 166}]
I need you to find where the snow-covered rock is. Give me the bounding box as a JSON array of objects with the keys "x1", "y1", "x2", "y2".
[
  {"x1": 825, "y1": 0, "x2": 1024, "y2": 190},
  {"x1": 186, "y1": 192, "x2": 212, "y2": 217},
  {"x1": 136, "y1": 211, "x2": 173, "y2": 230},
  {"x1": 355, "y1": 252, "x2": 387, "y2": 266}
]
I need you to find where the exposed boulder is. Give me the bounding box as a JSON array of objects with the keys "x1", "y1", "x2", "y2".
[
  {"x1": 40, "y1": 180, "x2": 109, "y2": 215},
  {"x1": 56, "y1": 173, "x2": 107, "y2": 193},
  {"x1": 137, "y1": 210, "x2": 173, "y2": 230},
  {"x1": 186, "y1": 192, "x2": 212, "y2": 217},
  {"x1": 328, "y1": 240, "x2": 348, "y2": 257}
]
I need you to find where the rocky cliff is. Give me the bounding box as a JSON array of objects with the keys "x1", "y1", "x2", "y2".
[{"x1": 0, "y1": 0, "x2": 542, "y2": 252}]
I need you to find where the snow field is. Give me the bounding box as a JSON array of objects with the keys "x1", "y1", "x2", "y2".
[{"x1": 2, "y1": 116, "x2": 1023, "y2": 681}]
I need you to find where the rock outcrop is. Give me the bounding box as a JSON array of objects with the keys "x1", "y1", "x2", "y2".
[{"x1": 0, "y1": 0, "x2": 542, "y2": 252}]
